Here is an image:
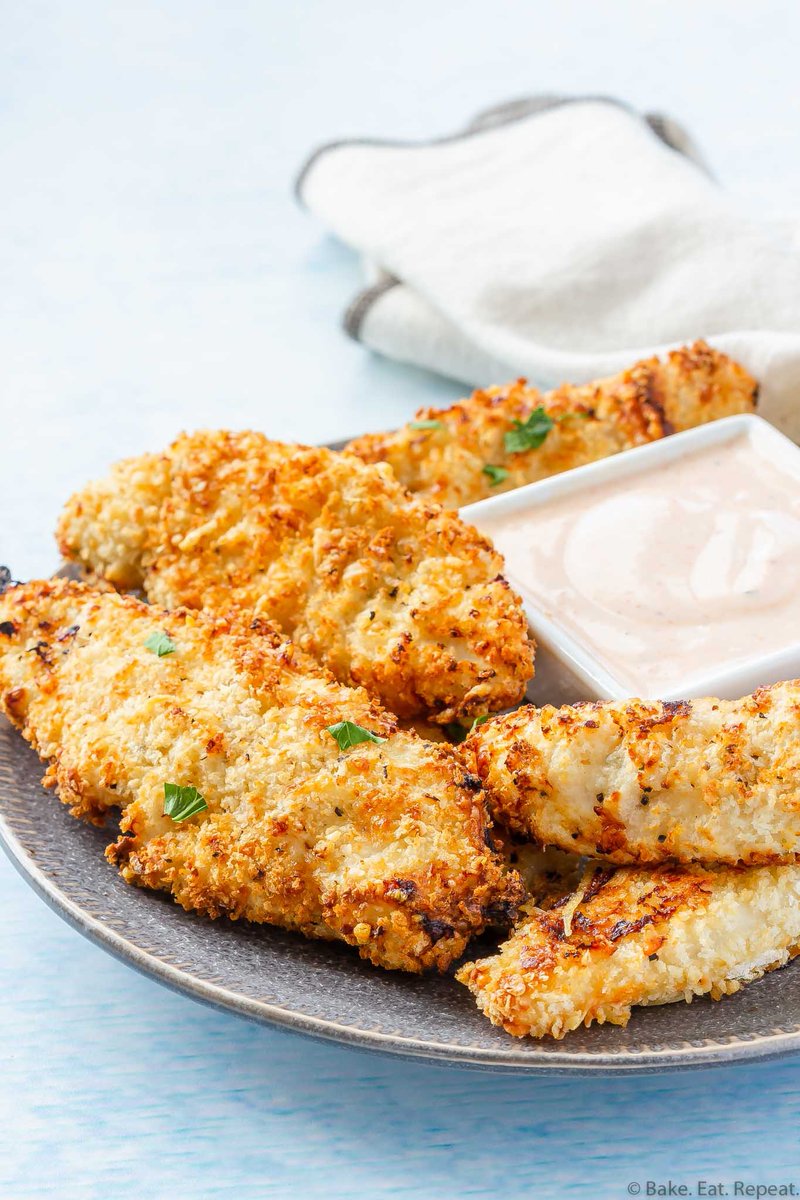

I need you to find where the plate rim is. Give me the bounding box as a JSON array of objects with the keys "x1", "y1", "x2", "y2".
[{"x1": 3, "y1": 769, "x2": 800, "y2": 1075}]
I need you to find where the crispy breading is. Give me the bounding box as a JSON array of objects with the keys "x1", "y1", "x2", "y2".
[
  {"x1": 346, "y1": 342, "x2": 757, "y2": 509},
  {"x1": 465, "y1": 685, "x2": 800, "y2": 866},
  {"x1": 0, "y1": 580, "x2": 521, "y2": 972},
  {"x1": 457, "y1": 862, "x2": 800, "y2": 1038},
  {"x1": 56, "y1": 432, "x2": 534, "y2": 723}
]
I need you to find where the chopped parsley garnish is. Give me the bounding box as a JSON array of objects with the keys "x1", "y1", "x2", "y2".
[
  {"x1": 410, "y1": 419, "x2": 444, "y2": 430},
  {"x1": 482, "y1": 464, "x2": 509, "y2": 487},
  {"x1": 504, "y1": 407, "x2": 554, "y2": 454},
  {"x1": 144, "y1": 631, "x2": 177, "y2": 657},
  {"x1": 163, "y1": 783, "x2": 207, "y2": 822},
  {"x1": 326, "y1": 721, "x2": 387, "y2": 751},
  {"x1": 504, "y1": 407, "x2": 591, "y2": 454}
]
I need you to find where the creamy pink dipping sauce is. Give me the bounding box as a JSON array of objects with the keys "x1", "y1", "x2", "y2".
[{"x1": 476, "y1": 433, "x2": 800, "y2": 696}]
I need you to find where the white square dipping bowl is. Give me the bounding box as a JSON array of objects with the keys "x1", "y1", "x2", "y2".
[{"x1": 460, "y1": 414, "x2": 800, "y2": 704}]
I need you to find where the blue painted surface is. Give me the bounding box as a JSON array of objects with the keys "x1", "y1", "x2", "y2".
[{"x1": 2, "y1": 3, "x2": 800, "y2": 1196}]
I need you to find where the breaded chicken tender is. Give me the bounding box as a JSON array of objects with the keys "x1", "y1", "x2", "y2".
[
  {"x1": 0, "y1": 579, "x2": 521, "y2": 972},
  {"x1": 56, "y1": 432, "x2": 533, "y2": 723},
  {"x1": 466, "y1": 685, "x2": 800, "y2": 866},
  {"x1": 346, "y1": 342, "x2": 757, "y2": 509},
  {"x1": 457, "y1": 862, "x2": 800, "y2": 1038}
]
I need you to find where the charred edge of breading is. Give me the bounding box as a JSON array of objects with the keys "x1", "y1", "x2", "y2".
[
  {"x1": 624, "y1": 364, "x2": 672, "y2": 437},
  {"x1": 390, "y1": 770, "x2": 524, "y2": 948},
  {"x1": 0, "y1": 589, "x2": 83, "y2": 672},
  {"x1": 498, "y1": 864, "x2": 708, "y2": 952}
]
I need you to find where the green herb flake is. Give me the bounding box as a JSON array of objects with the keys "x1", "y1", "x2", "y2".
[
  {"x1": 163, "y1": 782, "x2": 208, "y2": 822},
  {"x1": 444, "y1": 722, "x2": 469, "y2": 744},
  {"x1": 410, "y1": 419, "x2": 444, "y2": 431},
  {"x1": 504, "y1": 407, "x2": 555, "y2": 454},
  {"x1": 144, "y1": 631, "x2": 177, "y2": 657},
  {"x1": 326, "y1": 721, "x2": 387, "y2": 751},
  {"x1": 445, "y1": 714, "x2": 490, "y2": 743},
  {"x1": 482, "y1": 464, "x2": 509, "y2": 487},
  {"x1": 557, "y1": 410, "x2": 591, "y2": 423}
]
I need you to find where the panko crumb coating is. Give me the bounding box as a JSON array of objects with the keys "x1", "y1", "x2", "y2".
[
  {"x1": 57, "y1": 432, "x2": 534, "y2": 723},
  {"x1": 0, "y1": 579, "x2": 521, "y2": 973},
  {"x1": 466, "y1": 685, "x2": 800, "y2": 866},
  {"x1": 458, "y1": 862, "x2": 800, "y2": 1038}
]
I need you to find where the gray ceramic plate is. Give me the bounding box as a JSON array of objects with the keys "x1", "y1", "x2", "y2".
[{"x1": 2, "y1": 717, "x2": 800, "y2": 1074}]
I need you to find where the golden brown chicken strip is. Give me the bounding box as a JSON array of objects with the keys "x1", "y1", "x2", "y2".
[
  {"x1": 466, "y1": 685, "x2": 800, "y2": 866},
  {"x1": 56, "y1": 432, "x2": 533, "y2": 724},
  {"x1": 346, "y1": 342, "x2": 757, "y2": 509},
  {"x1": 458, "y1": 862, "x2": 800, "y2": 1038},
  {"x1": 0, "y1": 579, "x2": 521, "y2": 972}
]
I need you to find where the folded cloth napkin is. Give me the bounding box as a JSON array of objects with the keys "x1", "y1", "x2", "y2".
[{"x1": 296, "y1": 95, "x2": 800, "y2": 438}]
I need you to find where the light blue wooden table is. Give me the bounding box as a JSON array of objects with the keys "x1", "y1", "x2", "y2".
[{"x1": 3, "y1": 3, "x2": 800, "y2": 1196}]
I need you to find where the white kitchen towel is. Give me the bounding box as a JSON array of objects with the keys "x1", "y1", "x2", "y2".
[{"x1": 296, "y1": 96, "x2": 800, "y2": 438}]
